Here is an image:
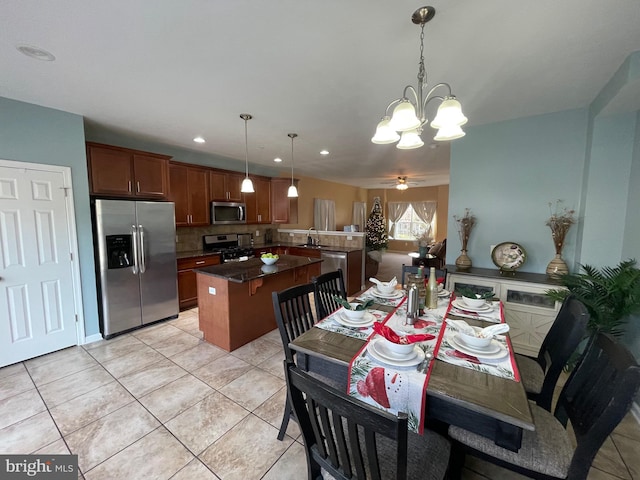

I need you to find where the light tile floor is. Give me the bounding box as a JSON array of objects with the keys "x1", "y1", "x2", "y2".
[{"x1": 0, "y1": 308, "x2": 638, "y2": 479}]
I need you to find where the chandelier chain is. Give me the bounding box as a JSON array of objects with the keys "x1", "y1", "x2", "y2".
[
  {"x1": 244, "y1": 120, "x2": 249, "y2": 176},
  {"x1": 290, "y1": 135, "x2": 294, "y2": 183},
  {"x1": 418, "y1": 23, "x2": 426, "y2": 85}
]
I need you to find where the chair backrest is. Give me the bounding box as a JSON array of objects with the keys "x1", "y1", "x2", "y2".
[
  {"x1": 272, "y1": 283, "x2": 317, "y2": 363},
  {"x1": 534, "y1": 296, "x2": 589, "y2": 408},
  {"x1": 285, "y1": 361, "x2": 409, "y2": 480},
  {"x1": 554, "y1": 333, "x2": 640, "y2": 480},
  {"x1": 401, "y1": 265, "x2": 447, "y2": 288},
  {"x1": 312, "y1": 269, "x2": 347, "y2": 319}
]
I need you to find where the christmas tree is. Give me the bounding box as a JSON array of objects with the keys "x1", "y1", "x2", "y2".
[{"x1": 366, "y1": 197, "x2": 388, "y2": 251}]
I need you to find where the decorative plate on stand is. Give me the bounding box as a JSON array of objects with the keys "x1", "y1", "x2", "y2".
[{"x1": 491, "y1": 242, "x2": 527, "y2": 273}]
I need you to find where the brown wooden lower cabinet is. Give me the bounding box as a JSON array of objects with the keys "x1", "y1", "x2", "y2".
[{"x1": 177, "y1": 255, "x2": 221, "y2": 310}]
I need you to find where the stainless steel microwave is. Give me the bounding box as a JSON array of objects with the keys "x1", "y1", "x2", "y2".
[{"x1": 210, "y1": 201, "x2": 246, "y2": 225}]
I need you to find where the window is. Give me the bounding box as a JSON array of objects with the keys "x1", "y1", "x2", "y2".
[{"x1": 389, "y1": 204, "x2": 435, "y2": 242}]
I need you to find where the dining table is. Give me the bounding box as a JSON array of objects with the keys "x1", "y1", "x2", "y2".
[{"x1": 289, "y1": 286, "x2": 535, "y2": 452}]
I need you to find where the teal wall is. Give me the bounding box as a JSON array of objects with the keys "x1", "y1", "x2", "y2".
[
  {"x1": 620, "y1": 111, "x2": 640, "y2": 356},
  {"x1": 0, "y1": 97, "x2": 100, "y2": 337},
  {"x1": 448, "y1": 103, "x2": 640, "y2": 365},
  {"x1": 447, "y1": 108, "x2": 589, "y2": 272},
  {"x1": 581, "y1": 112, "x2": 637, "y2": 266}
]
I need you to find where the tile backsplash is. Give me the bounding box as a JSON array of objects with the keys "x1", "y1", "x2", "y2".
[
  {"x1": 176, "y1": 225, "x2": 365, "y2": 252},
  {"x1": 175, "y1": 225, "x2": 275, "y2": 252}
]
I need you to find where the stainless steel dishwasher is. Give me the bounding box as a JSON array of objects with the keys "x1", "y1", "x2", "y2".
[{"x1": 321, "y1": 250, "x2": 348, "y2": 276}]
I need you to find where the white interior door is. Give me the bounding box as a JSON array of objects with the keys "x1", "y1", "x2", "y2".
[{"x1": 0, "y1": 164, "x2": 79, "y2": 367}]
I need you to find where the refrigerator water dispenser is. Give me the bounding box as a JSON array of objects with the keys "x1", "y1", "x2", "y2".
[{"x1": 106, "y1": 235, "x2": 133, "y2": 269}]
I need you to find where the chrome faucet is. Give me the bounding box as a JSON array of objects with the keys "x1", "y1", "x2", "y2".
[{"x1": 307, "y1": 227, "x2": 316, "y2": 246}]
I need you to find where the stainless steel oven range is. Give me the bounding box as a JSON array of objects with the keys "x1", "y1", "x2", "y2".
[{"x1": 202, "y1": 234, "x2": 255, "y2": 262}]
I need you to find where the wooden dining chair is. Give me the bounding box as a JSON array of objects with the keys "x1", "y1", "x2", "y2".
[
  {"x1": 401, "y1": 265, "x2": 447, "y2": 288},
  {"x1": 285, "y1": 361, "x2": 451, "y2": 480},
  {"x1": 515, "y1": 295, "x2": 589, "y2": 411},
  {"x1": 272, "y1": 283, "x2": 318, "y2": 440},
  {"x1": 448, "y1": 333, "x2": 640, "y2": 480},
  {"x1": 312, "y1": 269, "x2": 347, "y2": 319}
]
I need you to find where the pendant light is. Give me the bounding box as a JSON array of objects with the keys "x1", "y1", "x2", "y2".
[
  {"x1": 240, "y1": 113, "x2": 255, "y2": 193},
  {"x1": 287, "y1": 133, "x2": 299, "y2": 198}
]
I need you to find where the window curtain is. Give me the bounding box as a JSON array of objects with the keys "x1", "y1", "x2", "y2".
[
  {"x1": 352, "y1": 202, "x2": 366, "y2": 232},
  {"x1": 314, "y1": 198, "x2": 336, "y2": 231},
  {"x1": 411, "y1": 201, "x2": 437, "y2": 242},
  {"x1": 387, "y1": 202, "x2": 410, "y2": 238}
]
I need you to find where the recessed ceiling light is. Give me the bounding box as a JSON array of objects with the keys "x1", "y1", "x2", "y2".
[
  {"x1": 193, "y1": 136, "x2": 205, "y2": 143},
  {"x1": 320, "y1": 150, "x2": 329, "y2": 155},
  {"x1": 16, "y1": 44, "x2": 55, "y2": 61},
  {"x1": 273, "y1": 157, "x2": 282, "y2": 163}
]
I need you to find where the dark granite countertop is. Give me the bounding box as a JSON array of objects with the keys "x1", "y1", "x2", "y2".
[
  {"x1": 195, "y1": 254, "x2": 323, "y2": 283},
  {"x1": 177, "y1": 250, "x2": 221, "y2": 260},
  {"x1": 445, "y1": 265, "x2": 563, "y2": 286},
  {"x1": 254, "y1": 242, "x2": 364, "y2": 254},
  {"x1": 178, "y1": 243, "x2": 363, "y2": 260}
]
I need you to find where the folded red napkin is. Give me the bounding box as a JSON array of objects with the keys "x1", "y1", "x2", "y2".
[{"x1": 373, "y1": 323, "x2": 435, "y2": 344}]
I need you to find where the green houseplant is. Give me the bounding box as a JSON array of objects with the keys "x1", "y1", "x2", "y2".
[{"x1": 546, "y1": 259, "x2": 640, "y2": 336}]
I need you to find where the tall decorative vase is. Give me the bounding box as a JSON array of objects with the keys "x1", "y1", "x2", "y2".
[
  {"x1": 546, "y1": 253, "x2": 568, "y2": 276},
  {"x1": 418, "y1": 245, "x2": 428, "y2": 257},
  {"x1": 455, "y1": 249, "x2": 472, "y2": 270}
]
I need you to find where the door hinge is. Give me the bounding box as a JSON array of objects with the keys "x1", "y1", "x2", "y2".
[
  {"x1": 60, "y1": 186, "x2": 70, "y2": 197},
  {"x1": 70, "y1": 252, "x2": 73, "y2": 261},
  {"x1": 75, "y1": 314, "x2": 78, "y2": 323}
]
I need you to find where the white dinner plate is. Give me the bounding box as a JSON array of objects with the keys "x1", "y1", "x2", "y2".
[
  {"x1": 373, "y1": 288, "x2": 404, "y2": 299},
  {"x1": 452, "y1": 299, "x2": 494, "y2": 312},
  {"x1": 438, "y1": 289, "x2": 451, "y2": 297},
  {"x1": 334, "y1": 312, "x2": 375, "y2": 328},
  {"x1": 449, "y1": 335, "x2": 508, "y2": 360},
  {"x1": 367, "y1": 339, "x2": 425, "y2": 367}
]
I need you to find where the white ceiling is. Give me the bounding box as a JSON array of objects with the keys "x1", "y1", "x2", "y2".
[{"x1": 2, "y1": 1, "x2": 639, "y2": 189}]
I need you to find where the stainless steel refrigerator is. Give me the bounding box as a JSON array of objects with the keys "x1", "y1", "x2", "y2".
[{"x1": 93, "y1": 199, "x2": 179, "y2": 338}]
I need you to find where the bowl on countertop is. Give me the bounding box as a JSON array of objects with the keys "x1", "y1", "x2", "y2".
[{"x1": 260, "y1": 256, "x2": 278, "y2": 265}]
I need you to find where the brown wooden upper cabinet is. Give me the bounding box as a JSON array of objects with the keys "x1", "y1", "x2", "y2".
[
  {"x1": 209, "y1": 170, "x2": 243, "y2": 202},
  {"x1": 270, "y1": 178, "x2": 299, "y2": 224},
  {"x1": 168, "y1": 163, "x2": 210, "y2": 227},
  {"x1": 87, "y1": 142, "x2": 170, "y2": 198},
  {"x1": 244, "y1": 176, "x2": 271, "y2": 224}
]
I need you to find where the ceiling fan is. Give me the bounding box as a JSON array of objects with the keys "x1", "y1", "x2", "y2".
[{"x1": 381, "y1": 176, "x2": 423, "y2": 190}]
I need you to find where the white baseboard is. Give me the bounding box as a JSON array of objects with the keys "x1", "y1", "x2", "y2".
[{"x1": 82, "y1": 333, "x2": 104, "y2": 345}]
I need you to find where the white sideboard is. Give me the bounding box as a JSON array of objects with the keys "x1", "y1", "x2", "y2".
[{"x1": 446, "y1": 266, "x2": 564, "y2": 357}]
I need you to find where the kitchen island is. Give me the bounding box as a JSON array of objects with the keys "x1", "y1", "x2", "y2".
[{"x1": 195, "y1": 255, "x2": 322, "y2": 351}]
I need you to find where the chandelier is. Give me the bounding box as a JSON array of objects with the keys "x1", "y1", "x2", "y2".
[{"x1": 371, "y1": 6, "x2": 467, "y2": 149}]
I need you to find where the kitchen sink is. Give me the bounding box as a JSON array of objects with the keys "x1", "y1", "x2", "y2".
[{"x1": 296, "y1": 244, "x2": 331, "y2": 249}]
